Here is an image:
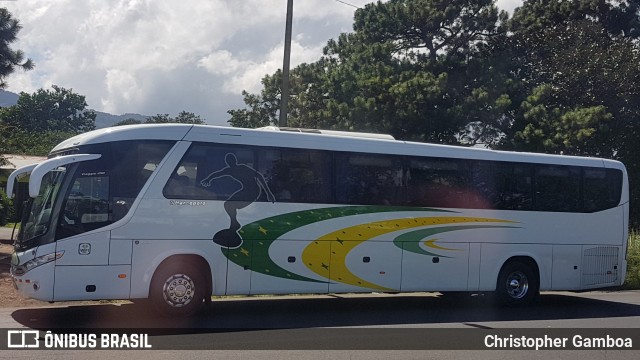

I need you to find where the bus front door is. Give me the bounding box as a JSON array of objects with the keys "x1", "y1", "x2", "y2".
[{"x1": 53, "y1": 172, "x2": 131, "y2": 301}]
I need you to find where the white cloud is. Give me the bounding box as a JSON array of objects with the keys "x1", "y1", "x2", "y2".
[
  {"x1": 4, "y1": 0, "x2": 361, "y2": 124},
  {"x1": 3, "y1": 0, "x2": 519, "y2": 125},
  {"x1": 103, "y1": 68, "x2": 140, "y2": 111},
  {"x1": 198, "y1": 39, "x2": 325, "y2": 95},
  {"x1": 197, "y1": 50, "x2": 243, "y2": 76},
  {"x1": 496, "y1": 0, "x2": 523, "y2": 15}
]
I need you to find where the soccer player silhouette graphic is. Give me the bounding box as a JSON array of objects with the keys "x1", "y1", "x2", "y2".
[{"x1": 201, "y1": 153, "x2": 275, "y2": 248}]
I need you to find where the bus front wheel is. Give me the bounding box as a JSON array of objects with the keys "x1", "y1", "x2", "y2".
[
  {"x1": 150, "y1": 261, "x2": 206, "y2": 317},
  {"x1": 496, "y1": 260, "x2": 539, "y2": 306}
]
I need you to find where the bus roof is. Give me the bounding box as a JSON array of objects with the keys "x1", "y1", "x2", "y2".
[
  {"x1": 50, "y1": 124, "x2": 624, "y2": 170},
  {"x1": 258, "y1": 126, "x2": 396, "y2": 140}
]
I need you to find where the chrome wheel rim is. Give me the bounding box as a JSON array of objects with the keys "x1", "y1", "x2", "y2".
[
  {"x1": 162, "y1": 274, "x2": 195, "y2": 307},
  {"x1": 506, "y1": 271, "x2": 529, "y2": 299}
]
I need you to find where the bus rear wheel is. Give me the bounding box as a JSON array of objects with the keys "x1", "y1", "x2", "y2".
[
  {"x1": 496, "y1": 261, "x2": 539, "y2": 306},
  {"x1": 150, "y1": 261, "x2": 206, "y2": 317}
]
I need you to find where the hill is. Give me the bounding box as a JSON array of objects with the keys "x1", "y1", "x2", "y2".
[
  {"x1": 0, "y1": 90, "x2": 18, "y2": 107},
  {"x1": 93, "y1": 111, "x2": 148, "y2": 128},
  {"x1": 0, "y1": 89, "x2": 148, "y2": 128}
]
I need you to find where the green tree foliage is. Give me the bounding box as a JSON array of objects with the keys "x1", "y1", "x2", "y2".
[
  {"x1": 0, "y1": 189, "x2": 13, "y2": 226},
  {"x1": 0, "y1": 86, "x2": 96, "y2": 156},
  {"x1": 146, "y1": 113, "x2": 173, "y2": 123},
  {"x1": 0, "y1": 8, "x2": 33, "y2": 89},
  {"x1": 112, "y1": 117, "x2": 144, "y2": 126},
  {"x1": 112, "y1": 111, "x2": 206, "y2": 126},
  {"x1": 499, "y1": 1, "x2": 640, "y2": 157},
  {"x1": 229, "y1": 0, "x2": 509, "y2": 144},
  {"x1": 173, "y1": 111, "x2": 205, "y2": 124},
  {"x1": 146, "y1": 111, "x2": 205, "y2": 124},
  {"x1": 353, "y1": 0, "x2": 504, "y2": 62},
  {"x1": 1, "y1": 85, "x2": 96, "y2": 133},
  {"x1": 1, "y1": 130, "x2": 76, "y2": 156},
  {"x1": 511, "y1": 85, "x2": 613, "y2": 154},
  {"x1": 0, "y1": 8, "x2": 33, "y2": 164},
  {"x1": 509, "y1": 0, "x2": 640, "y2": 39},
  {"x1": 228, "y1": 0, "x2": 640, "y2": 223},
  {"x1": 499, "y1": 0, "x2": 640, "y2": 225}
]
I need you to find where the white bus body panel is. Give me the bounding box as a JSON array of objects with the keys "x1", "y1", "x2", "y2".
[
  {"x1": 109, "y1": 239, "x2": 133, "y2": 265},
  {"x1": 50, "y1": 124, "x2": 192, "y2": 153},
  {"x1": 401, "y1": 242, "x2": 470, "y2": 292},
  {"x1": 53, "y1": 265, "x2": 131, "y2": 301},
  {"x1": 327, "y1": 239, "x2": 403, "y2": 293},
  {"x1": 479, "y1": 243, "x2": 552, "y2": 291},
  {"x1": 52, "y1": 231, "x2": 134, "y2": 300},
  {"x1": 12, "y1": 242, "x2": 58, "y2": 302},
  {"x1": 6, "y1": 163, "x2": 38, "y2": 199},
  {"x1": 29, "y1": 154, "x2": 101, "y2": 197},
  {"x1": 120, "y1": 173, "x2": 627, "y2": 298},
  {"x1": 13, "y1": 125, "x2": 627, "y2": 304},
  {"x1": 248, "y1": 239, "x2": 330, "y2": 295},
  {"x1": 551, "y1": 245, "x2": 582, "y2": 290},
  {"x1": 129, "y1": 239, "x2": 224, "y2": 298},
  {"x1": 55, "y1": 231, "x2": 110, "y2": 266},
  {"x1": 474, "y1": 206, "x2": 626, "y2": 291}
]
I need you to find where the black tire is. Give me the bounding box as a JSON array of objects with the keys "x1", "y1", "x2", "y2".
[
  {"x1": 496, "y1": 261, "x2": 539, "y2": 306},
  {"x1": 150, "y1": 261, "x2": 206, "y2": 317}
]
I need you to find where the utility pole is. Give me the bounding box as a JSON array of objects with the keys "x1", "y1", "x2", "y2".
[{"x1": 279, "y1": 0, "x2": 293, "y2": 128}]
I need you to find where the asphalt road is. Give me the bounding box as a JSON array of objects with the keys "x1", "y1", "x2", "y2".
[
  {"x1": 1, "y1": 290, "x2": 639, "y2": 359},
  {"x1": 1, "y1": 227, "x2": 639, "y2": 358}
]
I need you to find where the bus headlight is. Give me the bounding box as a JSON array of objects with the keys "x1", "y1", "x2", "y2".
[{"x1": 12, "y1": 251, "x2": 64, "y2": 276}]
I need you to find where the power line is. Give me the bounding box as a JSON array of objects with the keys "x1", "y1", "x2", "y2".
[{"x1": 335, "y1": 0, "x2": 361, "y2": 9}]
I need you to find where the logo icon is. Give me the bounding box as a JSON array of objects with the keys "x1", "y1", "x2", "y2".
[
  {"x1": 7, "y1": 330, "x2": 39, "y2": 348},
  {"x1": 78, "y1": 243, "x2": 91, "y2": 255}
]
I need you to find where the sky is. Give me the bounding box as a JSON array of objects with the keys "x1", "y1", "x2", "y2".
[{"x1": 3, "y1": 0, "x2": 522, "y2": 126}]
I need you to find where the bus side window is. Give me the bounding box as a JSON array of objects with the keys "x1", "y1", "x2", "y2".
[
  {"x1": 57, "y1": 175, "x2": 110, "y2": 239},
  {"x1": 164, "y1": 143, "x2": 255, "y2": 200},
  {"x1": 335, "y1": 153, "x2": 401, "y2": 206},
  {"x1": 583, "y1": 168, "x2": 623, "y2": 212},
  {"x1": 535, "y1": 165, "x2": 581, "y2": 212},
  {"x1": 406, "y1": 157, "x2": 470, "y2": 208},
  {"x1": 494, "y1": 163, "x2": 533, "y2": 210},
  {"x1": 54, "y1": 140, "x2": 174, "y2": 240},
  {"x1": 200, "y1": 146, "x2": 254, "y2": 200},
  {"x1": 470, "y1": 161, "x2": 498, "y2": 209},
  {"x1": 165, "y1": 172, "x2": 191, "y2": 197},
  {"x1": 258, "y1": 149, "x2": 332, "y2": 203}
]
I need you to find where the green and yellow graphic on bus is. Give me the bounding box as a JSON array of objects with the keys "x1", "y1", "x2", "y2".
[{"x1": 224, "y1": 206, "x2": 517, "y2": 290}]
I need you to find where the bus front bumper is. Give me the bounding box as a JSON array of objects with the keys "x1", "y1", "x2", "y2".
[{"x1": 10, "y1": 250, "x2": 57, "y2": 302}]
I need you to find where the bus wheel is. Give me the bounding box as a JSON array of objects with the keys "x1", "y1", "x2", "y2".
[
  {"x1": 150, "y1": 261, "x2": 206, "y2": 317},
  {"x1": 496, "y1": 261, "x2": 539, "y2": 306}
]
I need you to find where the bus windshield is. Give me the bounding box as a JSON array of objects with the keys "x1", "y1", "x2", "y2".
[{"x1": 17, "y1": 168, "x2": 67, "y2": 249}]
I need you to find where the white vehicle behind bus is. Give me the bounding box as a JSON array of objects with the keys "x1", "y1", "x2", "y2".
[{"x1": 7, "y1": 124, "x2": 629, "y2": 316}]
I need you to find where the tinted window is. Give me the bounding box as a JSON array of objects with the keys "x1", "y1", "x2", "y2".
[
  {"x1": 335, "y1": 153, "x2": 404, "y2": 205},
  {"x1": 165, "y1": 142, "x2": 624, "y2": 213},
  {"x1": 109, "y1": 141, "x2": 174, "y2": 201},
  {"x1": 258, "y1": 148, "x2": 332, "y2": 203},
  {"x1": 164, "y1": 143, "x2": 255, "y2": 200},
  {"x1": 473, "y1": 162, "x2": 533, "y2": 210},
  {"x1": 583, "y1": 168, "x2": 622, "y2": 212},
  {"x1": 57, "y1": 174, "x2": 110, "y2": 239},
  {"x1": 406, "y1": 157, "x2": 470, "y2": 208},
  {"x1": 534, "y1": 165, "x2": 581, "y2": 212},
  {"x1": 56, "y1": 140, "x2": 174, "y2": 239}
]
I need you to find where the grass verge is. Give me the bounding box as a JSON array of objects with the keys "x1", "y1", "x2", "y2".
[{"x1": 624, "y1": 230, "x2": 640, "y2": 289}]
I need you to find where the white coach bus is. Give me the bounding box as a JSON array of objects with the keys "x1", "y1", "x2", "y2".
[{"x1": 7, "y1": 124, "x2": 629, "y2": 316}]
